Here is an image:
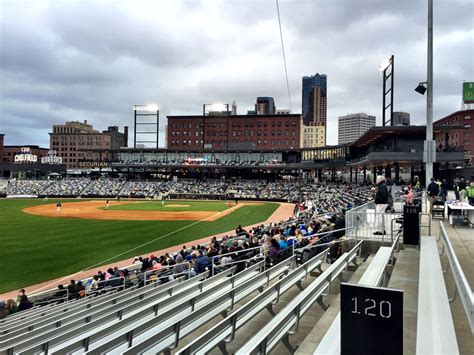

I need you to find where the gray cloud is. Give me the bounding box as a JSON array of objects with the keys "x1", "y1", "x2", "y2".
[{"x1": 0, "y1": 0, "x2": 472, "y2": 148}]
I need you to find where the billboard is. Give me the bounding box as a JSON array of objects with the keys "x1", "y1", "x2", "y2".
[{"x1": 463, "y1": 82, "x2": 474, "y2": 103}]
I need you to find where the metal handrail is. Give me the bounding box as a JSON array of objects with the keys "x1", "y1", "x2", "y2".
[{"x1": 438, "y1": 221, "x2": 474, "y2": 333}]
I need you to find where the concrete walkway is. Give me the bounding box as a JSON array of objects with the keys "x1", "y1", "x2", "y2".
[{"x1": 0, "y1": 202, "x2": 295, "y2": 301}]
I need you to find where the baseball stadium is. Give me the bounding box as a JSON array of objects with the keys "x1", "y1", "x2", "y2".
[
  {"x1": 1, "y1": 0, "x2": 473, "y2": 353},
  {"x1": 0, "y1": 141, "x2": 473, "y2": 353}
]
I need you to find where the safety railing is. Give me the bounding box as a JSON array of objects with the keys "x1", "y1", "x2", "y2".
[
  {"x1": 347, "y1": 210, "x2": 402, "y2": 243},
  {"x1": 143, "y1": 262, "x2": 193, "y2": 285},
  {"x1": 27, "y1": 288, "x2": 69, "y2": 307},
  {"x1": 438, "y1": 221, "x2": 474, "y2": 332},
  {"x1": 85, "y1": 277, "x2": 126, "y2": 298}
]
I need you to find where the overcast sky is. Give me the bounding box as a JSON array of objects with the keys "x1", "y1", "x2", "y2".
[{"x1": 1, "y1": 0, "x2": 473, "y2": 147}]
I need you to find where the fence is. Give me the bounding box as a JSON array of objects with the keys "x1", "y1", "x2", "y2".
[
  {"x1": 345, "y1": 200, "x2": 402, "y2": 242},
  {"x1": 438, "y1": 221, "x2": 474, "y2": 333}
]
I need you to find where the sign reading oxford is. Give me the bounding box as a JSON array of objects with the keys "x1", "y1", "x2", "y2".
[
  {"x1": 463, "y1": 82, "x2": 474, "y2": 103},
  {"x1": 78, "y1": 161, "x2": 109, "y2": 168}
]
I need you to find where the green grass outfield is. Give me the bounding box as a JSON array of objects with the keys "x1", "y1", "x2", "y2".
[
  {"x1": 0, "y1": 199, "x2": 278, "y2": 294},
  {"x1": 103, "y1": 200, "x2": 229, "y2": 212}
]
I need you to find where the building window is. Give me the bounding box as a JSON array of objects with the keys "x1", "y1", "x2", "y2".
[{"x1": 464, "y1": 124, "x2": 471, "y2": 128}]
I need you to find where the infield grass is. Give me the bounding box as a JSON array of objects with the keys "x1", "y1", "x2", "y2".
[
  {"x1": 103, "y1": 200, "x2": 230, "y2": 212},
  {"x1": 0, "y1": 199, "x2": 278, "y2": 294}
]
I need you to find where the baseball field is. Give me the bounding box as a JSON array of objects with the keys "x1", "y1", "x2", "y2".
[{"x1": 0, "y1": 198, "x2": 280, "y2": 294}]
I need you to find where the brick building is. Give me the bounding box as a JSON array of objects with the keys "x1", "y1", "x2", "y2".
[
  {"x1": 434, "y1": 109, "x2": 473, "y2": 160},
  {"x1": 50, "y1": 120, "x2": 128, "y2": 169},
  {"x1": 2, "y1": 144, "x2": 49, "y2": 163},
  {"x1": 167, "y1": 114, "x2": 301, "y2": 150}
]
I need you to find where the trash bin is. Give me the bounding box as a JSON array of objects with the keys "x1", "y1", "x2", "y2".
[{"x1": 403, "y1": 204, "x2": 421, "y2": 245}]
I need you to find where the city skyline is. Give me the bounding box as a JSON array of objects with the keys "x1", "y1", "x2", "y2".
[{"x1": 1, "y1": 0, "x2": 472, "y2": 148}]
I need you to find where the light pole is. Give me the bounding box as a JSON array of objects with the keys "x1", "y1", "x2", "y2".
[
  {"x1": 414, "y1": 0, "x2": 435, "y2": 187},
  {"x1": 425, "y1": 0, "x2": 434, "y2": 186}
]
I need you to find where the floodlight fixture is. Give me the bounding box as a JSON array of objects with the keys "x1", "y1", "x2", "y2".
[
  {"x1": 133, "y1": 104, "x2": 160, "y2": 111},
  {"x1": 206, "y1": 103, "x2": 229, "y2": 112},
  {"x1": 415, "y1": 82, "x2": 427, "y2": 95},
  {"x1": 379, "y1": 57, "x2": 392, "y2": 74}
]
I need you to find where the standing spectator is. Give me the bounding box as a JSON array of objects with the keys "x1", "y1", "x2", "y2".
[
  {"x1": 459, "y1": 177, "x2": 467, "y2": 202},
  {"x1": 464, "y1": 180, "x2": 474, "y2": 206},
  {"x1": 427, "y1": 178, "x2": 440, "y2": 212},
  {"x1": 373, "y1": 175, "x2": 388, "y2": 235},
  {"x1": 440, "y1": 179, "x2": 448, "y2": 202},
  {"x1": 453, "y1": 178, "x2": 461, "y2": 201},
  {"x1": 405, "y1": 186, "x2": 414, "y2": 205}
]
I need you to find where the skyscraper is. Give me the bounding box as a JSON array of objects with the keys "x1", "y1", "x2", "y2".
[
  {"x1": 255, "y1": 97, "x2": 276, "y2": 115},
  {"x1": 302, "y1": 73, "x2": 327, "y2": 125},
  {"x1": 338, "y1": 113, "x2": 376, "y2": 144}
]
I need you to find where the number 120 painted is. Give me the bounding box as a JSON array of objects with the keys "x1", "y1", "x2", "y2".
[{"x1": 351, "y1": 297, "x2": 392, "y2": 318}]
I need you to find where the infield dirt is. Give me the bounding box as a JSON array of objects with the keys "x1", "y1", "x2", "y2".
[{"x1": 23, "y1": 200, "x2": 258, "y2": 221}]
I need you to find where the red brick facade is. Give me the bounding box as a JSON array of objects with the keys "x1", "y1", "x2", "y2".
[
  {"x1": 434, "y1": 109, "x2": 473, "y2": 160},
  {"x1": 167, "y1": 114, "x2": 301, "y2": 150},
  {"x1": 2, "y1": 145, "x2": 49, "y2": 163}
]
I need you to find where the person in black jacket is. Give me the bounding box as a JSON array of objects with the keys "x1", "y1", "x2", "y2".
[
  {"x1": 427, "y1": 178, "x2": 440, "y2": 212},
  {"x1": 374, "y1": 175, "x2": 389, "y2": 235}
]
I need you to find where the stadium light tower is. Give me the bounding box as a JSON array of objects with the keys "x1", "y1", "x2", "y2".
[
  {"x1": 133, "y1": 104, "x2": 160, "y2": 149},
  {"x1": 203, "y1": 103, "x2": 230, "y2": 149},
  {"x1": 379, "y1": 55, "x2": 395, "y2": 126}
]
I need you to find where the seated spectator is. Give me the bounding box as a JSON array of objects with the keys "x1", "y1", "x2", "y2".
[
  {"x1": 6, "y1": 299, "x2": 18, "y2": 315},
  {"x1": 0, "y1": 301, "x2": 9, "y2": 319},
  {"x1": 269, "y1": 238, "x2": 281, "y2": 258},
  {"x1": 194, "y1": 250, "x2": 210, "y2": 274},
  {"x1": 75, "y1": 281, "x2": 86, "y2": 299},
  {"x1": 278, "y1": 235, "x2": 288, "y2": 249},
  {"x1": 90, "y1": 275, "x2": 100, "y2": 291},
  {"x1": 17, "y1": 289, "x2": 32, "y2": 311},
  {"x1": 55, "y1": 285, "x2": 67, "y2": 300},
  {"x1": 173, "y1": 254, "x2": 188, "y2": 275}
]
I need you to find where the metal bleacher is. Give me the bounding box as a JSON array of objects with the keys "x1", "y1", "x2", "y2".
[
  {"x1": 314, "y1": 237, "x2": 399, "y2": 355},
  {"x1": 416, "y1": 236, "x2": 459, "y2": 354},
  {"x1": 0, "y1": 258, "x2": 294, "y2": 354},
  {"x1": 236, "y1": 240, "x2": 363, "y2": 354},
  {"x1": 177, "y1": 248, "x2": 330, "y2": 354}
]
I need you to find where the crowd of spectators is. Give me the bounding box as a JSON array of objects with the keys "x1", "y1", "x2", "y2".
[
  {"x1": 83, "y1": 178, "x2": 127, "y2": 197},
  {"x1": 1, "y1": 178, "x2": 375, "y2": 202},
  {"x1": 119, "y1": 181, "x2": 164, "y2": 198},
  {"x1": 44, "y1": 178, "x2": 91, "y2": 196},
  {"x1": 3, "y1": 180, "x2": 52, "y2": 196},
  {"x1": 260, "y1": 181, "x2": 301, "y2": 201},
  {"x1": 227, "y1": 180, "x2": 268, "y2": 199}
]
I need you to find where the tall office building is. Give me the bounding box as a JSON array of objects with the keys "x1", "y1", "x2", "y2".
[
  {"x1": 255, "y1": 97, "x2": 276, "y2": 115},
  {"x1": 302, "y1": 73, "x2": 327, "y2": 125},
  {"x1": 338, "y1": 113, "x2": 376, "y2": 144},
  {"x1": 392, "y1": 112, "x2": 410, "y2": 126}
]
